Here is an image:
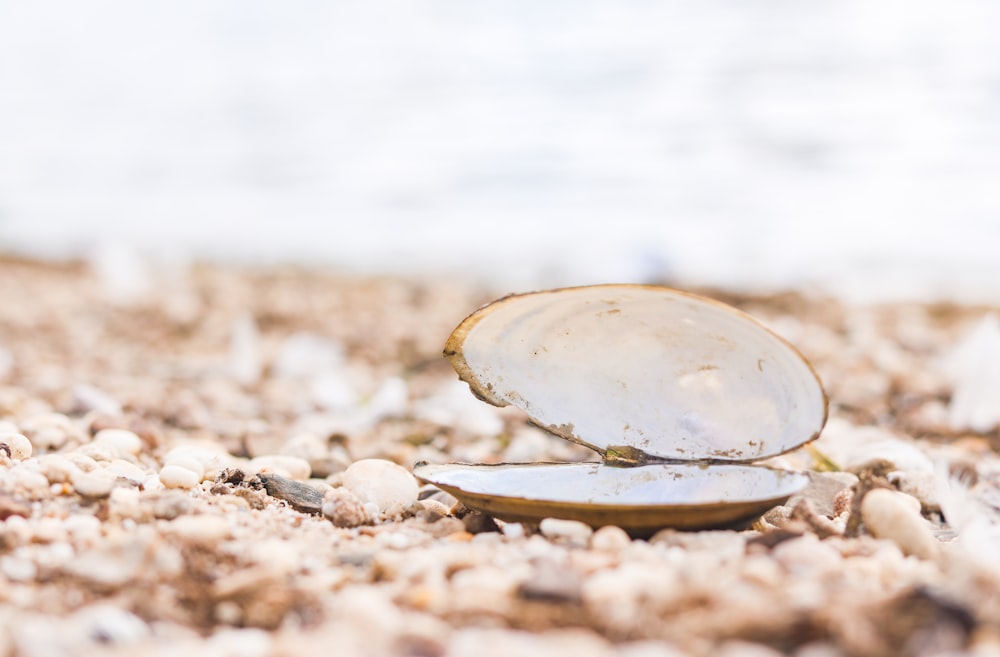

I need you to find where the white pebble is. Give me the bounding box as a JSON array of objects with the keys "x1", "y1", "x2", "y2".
[
  {"x1": 93, "y1": 429, "x2": 143, "y2": 455},
  {"x1": 166, "y1": 515, "x2": 231, "y2": 546},
  {"x1": 0, "y1": 432, "x2": 32, "y2": 460},
  {"x1": 341, "y1": 459, "x2": 419, "y2": 517},
  {"x1": 165, "y1": 445, "x2": 231, "y2": 480},
  {"x1": 1, "y1": 555, "x2": 37, "y2": 582},
  {"x1": 64, "y1": 452, "x2": 99, "y2": 472},
  {"x1": 164, "y1": 454, "x2": 205, "y2": 480},
  {"x1": 248, "y1": 455, "x2": 311, "y2": 481},
  {"x1": 104, "y1": 459, "x2": 147, "y2": 484},
  {"x1": 159, "y1": 465, "x2": 201, "y2": 489},
  {"x1": 72, "y1": 470, "x2": 116, "y2": 498},
  {"x1": 861, "y1": 488, "x2": 940, "y2": 560},
  {"x1": 109, "y1": 487, "x2": 144, "y2": 521},
  {"x1": 34, "y1": 455, "x2": 83, "y2": 484},
  {"x1": 75, "y1": 441, "x2": 123, "y2": 462},
  {"x1": 540, "y1": 518, "x2": 594, "y2": 544},
  {"x1": 501, "y1": 522, "x2": 525, "y2": 539},
  {"x1": 590, "y1": 525, "x2": 632, "y2": 551},
  {"x1": 10, "y1": 468, "x2": 50, "y2": 496},
  {"x1": 20, "y1": 412, "x2": 80, "y2": 450}
]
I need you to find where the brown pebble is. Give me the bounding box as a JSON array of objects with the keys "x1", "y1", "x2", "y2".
[
  {"x1": 322, "y1": 487, "x2": 371, "y2": 528},
  {"x1": 462, "y1": 511, "x2": 500, "y2": 534},
  {"x1": 258, "y1": 473, "x2": 325, "y2": 514},
  {"x1": 153, "y1": 491, "x2": 195, "y2": 520}
]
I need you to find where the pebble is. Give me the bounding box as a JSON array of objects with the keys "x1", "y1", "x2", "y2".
[
  {"x1": 322, "y1": 487, "x2": 371, "y2": 527},
  {"x1": 772, "y1": 534, "x2": 843, "y2": 576},
  {"x1": 888, "y1": 470, "x2": 941, "y2": 511},
  {"x1": 539, "y1": 518, "x2": 594, "y2": 545},
  {"x1": 792, "y1": 471, "x2": 859, "y2": 517},
  {"x1": 860, "y1": 488, "x2": 940, "y2": 560},
  {"x1": 8, "y1": 467, "x2": 52, "y2": 497},
  {"x1": 20, "y1": 412, "x2": 81, "y2": 450},
  {"x1": 590, "y1": 525, "x2": 631, "y2": 551},
  {"x1": 258, "y1": 473, "x2": 325, "y2": 514},
  {"x1": 249, "y1": 455, "x2": 311, "y2": 481},
  {"x1": 1, "y1": 554, "x2": 37, "y2": 582},
  {"x1": 104, "y1": 459, "x2": 146, "y2": 484},
  {"x1": 0, "y1": 432, "x2": 32, "y2": 460},
  {"x1": 108, "y1": 487, "x2": 145, "y2": 521},
  {"x1": 164, "y1": 454, "x2": 205, "y2": 480},
  {"x1": 159, "y1": 464, "x2": 201, "y2": 489},
  {"x1": 75, "y1": 441, "x2": 124, "y2": 463},
  {"x1": 72, "y1": 469, "x2": 117, "y2": 498},
  {"x1": 93, "y1": 428, "x2": 143, "y2": 455},
  {"x1": 165, "y1": 515, "x2": 232, "y2": 546},
  {"x1": 341, "y1": 459, "x2": 419, "y2": 517}
]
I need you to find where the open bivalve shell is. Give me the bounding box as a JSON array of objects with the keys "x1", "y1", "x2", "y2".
[{"x1": 414, "y1": 284, "x2": 828, "y2": 533}]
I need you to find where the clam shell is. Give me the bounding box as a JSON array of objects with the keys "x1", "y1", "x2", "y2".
[
  {"x1": 414, "y1": 462, "x2": 807, "y2": 534},
  {"x1": 446, "y1": 285, "x2": 827, "y2": 463}
]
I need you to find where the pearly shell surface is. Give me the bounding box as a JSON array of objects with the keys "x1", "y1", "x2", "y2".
[
  {"x1": 414, "y1": 462, "x2": 808, "y2": 533},
  {"x1": 445, "y1": 285, "x2": 827, "y2": 463}
]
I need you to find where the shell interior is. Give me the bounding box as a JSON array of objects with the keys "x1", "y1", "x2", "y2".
[
  {"x1": 414, "y1": 462, "x2": 808, "y2": 533},
  {"x1": 447, "y1": 285, "x2": 827, "y2": 463}
]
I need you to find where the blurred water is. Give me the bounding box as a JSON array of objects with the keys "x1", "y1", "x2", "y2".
[{"x1": 1, "y1": 1, "x2": 999, "y2": 300}]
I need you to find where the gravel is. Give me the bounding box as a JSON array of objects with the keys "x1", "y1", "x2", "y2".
[{"x1": 1, "y1": 256, "x2": 999, "y2": 657}]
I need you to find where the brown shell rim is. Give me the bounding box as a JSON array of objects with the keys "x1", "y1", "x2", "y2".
[{"x1": 443, "y1": 283, "x2": 830, "y2": 463}]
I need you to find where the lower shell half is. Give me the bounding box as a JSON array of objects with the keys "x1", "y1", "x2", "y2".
[{"x1": 414, "y1": 462, "x2": 808, "y2": 536}]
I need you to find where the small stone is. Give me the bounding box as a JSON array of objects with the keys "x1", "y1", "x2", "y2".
[
  {"x1": 540, "y1": 518, "x2": 594, "y2": 545},
  {"x1": 159, "y1": 464, "x2": 201, "y2": 489},
  {"x1": 75, "y1": 441, "x2": 123, "y2": 463},
  {"x1": 9, "y1": 467, "x2": 50, "y2": 497},
  {"x1": 165, "y1": 515, "x2": 231, "y2": 546},
  {"x1": 93, "y1": 429, "x2": 143, "y2": 455},
  {"x1": 463, "y1": 511, "x2": 500, "y2": 534},
  {"x1": 20, "y1": 412, "x2": 81, "y2": 450},
  {"x1": 790, "y1": 471, "x2": 859, "y2": 517},
  {"x1": 888, "y1": 470, "x2": 941, "y2": 512},
  {"x1": 165, "y1": 454, "x2": 206, "y2": 480},
  {"x1": 72, "y1": 469, "x2": 116, "y2": 498},
  {"x1": 108, "y1": 487, "x2": 145, "y2": 521},
  {"x1": 861, "y1": 488, "x2": 940, "y2": 560},
  {"x1": 342, "y1": 459, "x2": 419, "y2": 518},
  {"x1": 590, "y1": 525, "x2": 631, "y2": 551},
  {"x1": 103, "y1": 459, "x2": 146, "y2": 485},
  {"x1": 258, "y1": 473, "x2": 325, "y2": 514},
  {"x1": 1, "y1": 555, "x2": 37, "y2": 582},
  {"x1": 0, "y1": 432, "x2": 32, "y2": 460},
  {"x1": 153, "y1": 491, "x2": 194, "y2": 520},
  {"x1": 322, "y1": 487, "x2": 372, "y2": 527},
  {"x1": 249, "y1": 455, "x2": 311, "y2": 481}
]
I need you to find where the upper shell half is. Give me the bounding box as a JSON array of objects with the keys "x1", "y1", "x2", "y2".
[{"x1": 446, "y1": 285, "x2": 828, "y2": 462}]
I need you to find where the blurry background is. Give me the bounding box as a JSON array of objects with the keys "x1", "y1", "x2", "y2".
[{"x1": 1, "y1": 0, "x2": 999, "y2": 301}]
